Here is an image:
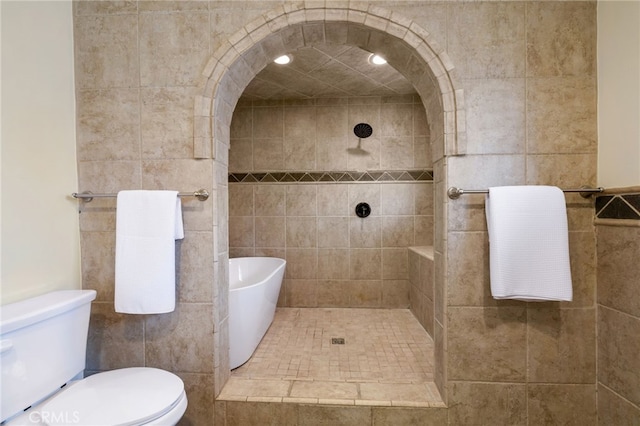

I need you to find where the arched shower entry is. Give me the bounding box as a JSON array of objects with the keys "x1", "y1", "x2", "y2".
[{"x1": 193, "y1": 3, "x2": 466, "y2": 401}]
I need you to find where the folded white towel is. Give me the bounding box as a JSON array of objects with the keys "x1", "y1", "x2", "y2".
[
  {"x1": 485, "y1": 186, "x2": 572, "y2": 301},
  {"x1": 115, "y1": 190, "x2": 184, "y2": 314}
]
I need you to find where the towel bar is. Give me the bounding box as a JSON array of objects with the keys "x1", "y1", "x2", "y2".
[
  {"x1": 72, "y1": 189, "x2": 210, "y2": 202},
  {"x1": 447, "y1": 186, "x2": 604, "y2": 200}
]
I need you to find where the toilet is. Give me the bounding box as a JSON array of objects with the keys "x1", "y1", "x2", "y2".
[{"x1": 0, "y1": 290, "x2": 187, "y2": 425}]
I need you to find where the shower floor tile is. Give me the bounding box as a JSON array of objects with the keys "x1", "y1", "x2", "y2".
[{"x1": 220, "y1": 308, "x2": 443, "y2": 407}]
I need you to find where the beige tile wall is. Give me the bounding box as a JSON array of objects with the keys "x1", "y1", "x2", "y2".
[
  {"x1": 230, "y1": 96, "x2": 431, "y2": 172},
  {"x1": 229, "y1": 96, "x2": 433, "y2": 308},
  {"x1": 73, "y1": 1, "x2": 600, "y2": 424},
  {"x1": 596, "y1": 222, "x2": 640, "y2": 424},
  {"x1": 74, "y1": 2, "x2": 222, "y2": 424},
  {"x1": 408, "y1": 247, "x2": 434, "y2": 337},
  {"x1": 443, "y1": 1, "x2": 597, "y2": 422}
]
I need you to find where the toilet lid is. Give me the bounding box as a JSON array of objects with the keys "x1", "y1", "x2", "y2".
[{"x1": 40, "y1": 367, "x2": 184, "y2": 426}]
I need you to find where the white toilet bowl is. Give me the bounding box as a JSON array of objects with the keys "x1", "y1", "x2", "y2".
[{"x1": 5, "y1": 368, "x2": 187, "y2": 426}]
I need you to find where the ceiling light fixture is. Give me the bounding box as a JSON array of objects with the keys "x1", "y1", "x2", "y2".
[
  {"x1": 274, "y1": 54, "x2": 292, "y2": 65},
  {"x1": 368, "y1": 54, "x2": 387, "y2": 65}
]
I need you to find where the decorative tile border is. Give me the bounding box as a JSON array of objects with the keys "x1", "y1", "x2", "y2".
[
  {"x1": 229, "y1": 170, "x2": 433, "y2": 184},
  {"x1": 596, "y1": 193, "x2": 640, "y2": 220}
]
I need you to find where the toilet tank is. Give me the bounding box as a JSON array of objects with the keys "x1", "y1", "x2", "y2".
[{"x1": 0, "y1": 289, "x2": 97, "y2": 423}]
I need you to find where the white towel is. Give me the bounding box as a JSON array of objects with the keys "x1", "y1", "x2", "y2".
[
  {"x1": 115, "y1": 190, "x2": 184, "y2": 314},
  {"x1": 485, "y1": 186, "x2": 572, "y2": 301}
]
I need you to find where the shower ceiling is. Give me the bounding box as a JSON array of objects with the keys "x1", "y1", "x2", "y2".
[{"x1": 240, "y1": 44, "x2": 417, "y2": 100}]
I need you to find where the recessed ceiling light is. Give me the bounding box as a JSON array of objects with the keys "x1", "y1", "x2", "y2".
[
  {"x1": 274, "y1": 54, "x2": 292, "y2": 65},
  {"x1": 368, "y1": 54, "x2": 387, "y2": 65}
]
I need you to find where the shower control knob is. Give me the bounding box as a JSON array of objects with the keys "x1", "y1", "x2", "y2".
[{"x1": 355, "y1": 202, "x2": 371, "y2": 218}]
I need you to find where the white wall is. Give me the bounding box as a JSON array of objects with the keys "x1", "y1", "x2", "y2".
[
  {"x1": 597, "y1": 0, "x2": 640, "y2": 188},
  {"x1": 1, "y1": 1, "x2": 80, "y2": 304}
]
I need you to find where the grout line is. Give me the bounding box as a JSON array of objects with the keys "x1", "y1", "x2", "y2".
[{"x1": 597, "y1": 382, "x2": 640, "y2": 411}]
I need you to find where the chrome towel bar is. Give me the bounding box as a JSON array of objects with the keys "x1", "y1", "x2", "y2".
[
  {"x1": 72, "y1": 189, "x2": 210, "y2": 202},
  {"x1": 447, "y1": 186, "x2": 604, "y2": 200}
]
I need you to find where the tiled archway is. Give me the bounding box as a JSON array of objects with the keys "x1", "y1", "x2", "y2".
[
  {"x1": 194, "y1": 3, "x2": 465, "y2": 160},
  {"x1": 196, "y1": 3, "x2": 464, "y2": 399}
]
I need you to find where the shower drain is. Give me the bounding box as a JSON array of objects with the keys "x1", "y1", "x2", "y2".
[{"x1": 331, "y1": 338, "x2": 345, "y2": 345}]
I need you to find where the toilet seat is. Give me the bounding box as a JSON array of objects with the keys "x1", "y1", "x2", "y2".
[{"x1": 39, "y1": 367, "x2": 185, "y2": 426}]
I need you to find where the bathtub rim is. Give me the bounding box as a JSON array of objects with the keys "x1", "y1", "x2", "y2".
[{"x1": 228, "y1": 256, "x2": 287, "y2": 292}]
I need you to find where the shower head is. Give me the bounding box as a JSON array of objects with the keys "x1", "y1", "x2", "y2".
[{"x1": 353, "y1": 123, "x2": 373, "y2": 139}]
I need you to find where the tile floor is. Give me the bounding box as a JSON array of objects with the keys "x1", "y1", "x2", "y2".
[{"x1": 218, "y1": 308, "x2": 444, "y2": 407}]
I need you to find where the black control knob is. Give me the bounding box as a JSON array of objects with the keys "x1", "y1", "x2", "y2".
[{"x1": 355, "y1": 202, "x2": 371, "y2": 218}]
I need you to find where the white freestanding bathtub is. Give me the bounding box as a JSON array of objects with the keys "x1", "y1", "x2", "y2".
[{"x1": 229, "y1": 257, "x2": 286, "y2": 370}]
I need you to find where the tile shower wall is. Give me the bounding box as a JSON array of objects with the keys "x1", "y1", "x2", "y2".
[
  {"x1": 71, "y1": 1, "x2": 601, "y2": 424},
  {"x1": 596, "y1": 191, "x2": 640, "y2": 424},
  {"x1": 73, "y1": 2, "x2": 222, "y2": 424},
  {"x1": 408, "y1": 247, "x2": 434, "y2": 337},
  {"x1": 229, "y1": 96, "x2": 433, "y2": 308},
  {"x1": 442, "y1": 1, "x2": 598, "y2": 423}
]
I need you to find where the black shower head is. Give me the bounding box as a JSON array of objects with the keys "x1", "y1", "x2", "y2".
[{"x1": 353, "y1": 123, "x2": 373, "y2": 139}]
